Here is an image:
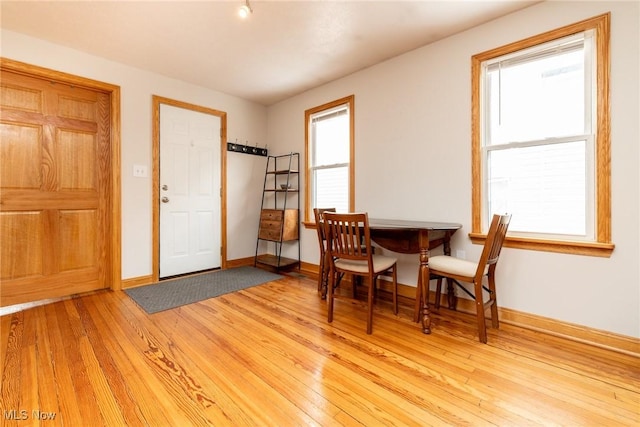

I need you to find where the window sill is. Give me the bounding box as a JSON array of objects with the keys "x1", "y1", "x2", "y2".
[
  {"x1": 468, "y1": 233, "x2": 614, "y2": 257},
  {"x1": 302, "y1": 221, "x2": 317, "y2": 230}
]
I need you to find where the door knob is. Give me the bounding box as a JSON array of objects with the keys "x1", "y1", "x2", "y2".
[{"x1": 161, "y1": 196, "x2": 170, "y2": 203}]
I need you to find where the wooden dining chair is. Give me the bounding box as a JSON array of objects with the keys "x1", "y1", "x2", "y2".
[
  {"x1": 428, "y1": 213, "x2": 511, "y2": 343},
  {"x1": 324, "y1": 212, "x2": 398, "y2": 334},
  {"x1": 313, "y1": 207, "x2": 336, "y2": 298}
]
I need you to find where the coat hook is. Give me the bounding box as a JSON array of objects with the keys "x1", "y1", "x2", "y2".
[{"x1": 226, "y1": 140, "x2": 268, "y2": 157}]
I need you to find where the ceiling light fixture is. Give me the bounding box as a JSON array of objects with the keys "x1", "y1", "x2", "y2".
[{"x1": 238, "y1": 0, "x2": 253, "y2": 19}]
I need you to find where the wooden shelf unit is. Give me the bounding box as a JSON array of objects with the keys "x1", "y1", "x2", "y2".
[{"x1": 255, "y1": 153, "x2": 300, "y2": 270}]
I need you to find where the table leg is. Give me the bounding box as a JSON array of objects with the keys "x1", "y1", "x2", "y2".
[{"x1": 419, "y1": 230, "x2": 431, "y2": 334}]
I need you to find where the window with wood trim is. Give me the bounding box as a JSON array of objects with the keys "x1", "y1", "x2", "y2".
[
  {"x1": 304, "y1": 95, "x2": 355, "y2": 223},
  {"x1": 471, "y1": 13, "x2": 613, "y2": 257}
]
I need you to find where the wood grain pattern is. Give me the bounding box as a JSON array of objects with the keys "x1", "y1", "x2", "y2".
[
  {"x1": 258, "y1": 209, "x2": 299, "y2": 241},
  {"x1": 0, "y1": 62, "x2": 118, "y2": 306},
  {"x1": 1, "y1": 273, "x2": 637, "y2": 426}
]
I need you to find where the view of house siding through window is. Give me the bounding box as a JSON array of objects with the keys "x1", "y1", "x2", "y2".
[
  {"x1": 310, "y1": 105, "x2": 350, "y2": 212},
  {"x1": 483, "y1": 32, "x2": 594, "y2": 239}
]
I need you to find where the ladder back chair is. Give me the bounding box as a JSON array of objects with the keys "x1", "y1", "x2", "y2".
[
  {"x1": 313, "y1": 207, "x2": 336, "y2": 298},
  {"x1": 429, "y1": 213, "x2": 511, "y2": 343},
  {"x1": 324, "y1": 212, "x2": 398, "y2": 334}
]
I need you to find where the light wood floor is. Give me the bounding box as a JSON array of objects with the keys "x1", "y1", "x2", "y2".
[{"x1": 1, "y1": 273, "x2": 638, "y2": 426}]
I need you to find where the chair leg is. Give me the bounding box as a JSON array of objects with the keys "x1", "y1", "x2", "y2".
[
  {"x1": 446, "y1": 278, "x2": 457, "y2": 310},
  {"x1": 373, "y1": 275, "x2": 377, "y2": 303},
  {"x1": 392, "y1": 266, "x2": 398, "y2": 315},
  {"x1": 366, "y1": 274, "x2": 374, "y2": 334},
  {"x1": 317, "y1": 253, "x2": 324, "y2": 293},
  {"x1": 434, "y1": 277, "x2": 443, "y2": 310},
  {"x1": 488, "y1": 273, "x2": 499, "y2": 329},
  {"x1": 327, "y1": 266, "x2": 335, "y2": 324},
  {"x1": 320, "y1": 253, "x2": 332, "y2": 299},
  {"x1": 321, "y1": 270, "x2": 327, "y2": 300},
  {"x1": 474, "y1": 279, "x2": 488, "y2": 343},
  {"x1": 413, "y1": 270, "x2": 422, "y2": 323}
]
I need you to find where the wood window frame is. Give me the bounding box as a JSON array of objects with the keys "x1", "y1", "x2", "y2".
[
  {"x1": 470, "y1": 13, "x2": 614, "y2": 257},
  {"x1": 303, "y1": 95, "x2": 355, "y2": 228}
]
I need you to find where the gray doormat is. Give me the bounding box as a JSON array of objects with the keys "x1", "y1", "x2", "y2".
[{"x1": 125, "y1": 266, "x2": 282, "y2": 314}]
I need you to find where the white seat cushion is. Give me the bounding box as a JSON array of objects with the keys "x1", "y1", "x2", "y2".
[
  {"x1": 334, "y1": 254, "x2": 396, "y2": 274},
  {"x1": 428, "y1": 255, "x2": 488, "y2": 278}
]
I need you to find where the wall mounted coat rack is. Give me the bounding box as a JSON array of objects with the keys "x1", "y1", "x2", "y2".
[{"x1": 227, "y1": 142, "x2": 268, "y2": 157}]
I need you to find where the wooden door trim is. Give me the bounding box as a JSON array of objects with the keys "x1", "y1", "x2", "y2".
[
  {"x1": 151, "y1": 95, "x2": 227, "y2": 283},
  {"x1": 0, "y1": 57, "x2": 122, "y2": 291}
]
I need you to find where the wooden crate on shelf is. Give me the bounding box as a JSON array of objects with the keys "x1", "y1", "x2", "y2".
[{"x1": 258, "y1": 209, "x2": 298, "y2": 242}]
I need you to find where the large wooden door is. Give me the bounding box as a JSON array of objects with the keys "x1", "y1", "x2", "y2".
[{"x1": 0, "y1": 68, "x2": 112, "y2": 306}]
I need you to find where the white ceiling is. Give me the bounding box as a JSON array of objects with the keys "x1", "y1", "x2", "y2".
[{"x1": 1, "y1": 1, "x2": 537, "y2": 106}]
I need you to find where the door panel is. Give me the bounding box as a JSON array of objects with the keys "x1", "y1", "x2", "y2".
[
  {"x1": 59, "y1": 209, "x2": 98, "y2": 271},
  {"x1": 0, "y1": 211, "x2": 44, "y2": 280},
  {"x1": 58, "y1": 130, "x2": 97, "y2": 190},
  {"x1": 159, "y1": 104, "x2": 220, "y2": 277},
  {"x1": 0, "y1": 123, "x2": 42, "y2": 188},
  {"x1": 169, "y1": 211, "x2": 189, "y2": 255},
  {"x1": 0, "y1": 69, "x2": 111, "y2": 306},
  {"x1": 196, "y1": 211, "x2": 215, "y2": 253}
]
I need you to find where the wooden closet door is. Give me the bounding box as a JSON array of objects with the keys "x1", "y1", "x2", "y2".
[{"x1": 0, "y1": 70, "x2": 112, "y2": 306}]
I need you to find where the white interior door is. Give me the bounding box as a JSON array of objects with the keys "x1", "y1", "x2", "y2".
[{"x1": 160, "y1": 104, "x2": 221, "y2": 278}]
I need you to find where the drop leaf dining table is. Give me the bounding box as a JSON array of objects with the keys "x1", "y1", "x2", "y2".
[{"x1": 366, "y1": 218, "x2": 463, "y2": 334}]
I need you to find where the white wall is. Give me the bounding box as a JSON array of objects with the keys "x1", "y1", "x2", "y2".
[
  {"x1": 267, "y1": 1, "x2": 640, "y2": 338},
  {"x1": 1, "y1": 30, "x2": 269, "y2": 280}
]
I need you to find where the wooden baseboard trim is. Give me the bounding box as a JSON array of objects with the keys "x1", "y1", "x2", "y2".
[
  {"x1": 386, "y1": 280, "x2": 639, "y2": 358},
  {"x1": 299, "y1": 261, "x2": 318, "y2": 277},
  {"x1": 226, "y1": 257, "x2": 255, "y2": 269},
  {"x1": 497, "y1": 307, "x2": 640, "y2": 358},
  {"x1": 298, "y1": 261, "x2": 638, "y2": 357},
  {"x1": 121, "y1": 275, "x2": 154, "y2": 289}
]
